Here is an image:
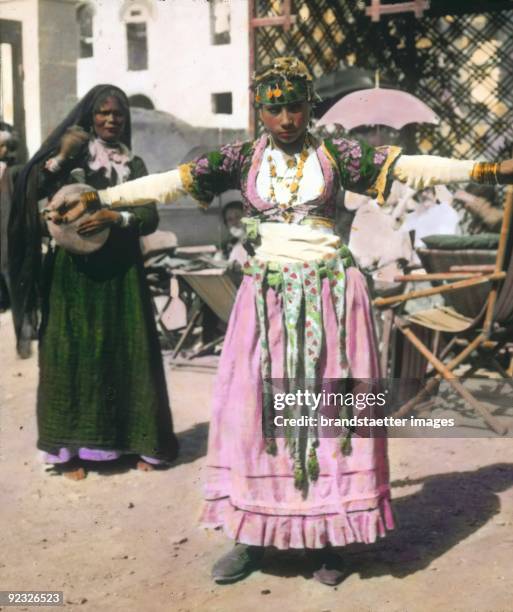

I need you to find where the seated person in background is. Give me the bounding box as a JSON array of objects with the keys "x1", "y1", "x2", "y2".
[
  {"x1": 453, "y1": 184, "x2": 501, "y2": 233},
  {"x1": 202, "y1": 201, "x2": 246, "y2": 345},
  {"x1": 221, "y1": 200, "x2": 249, "y2": 270}
]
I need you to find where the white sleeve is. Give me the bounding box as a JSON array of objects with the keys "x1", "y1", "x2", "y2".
[
  {"x1": 393, "y1": 155, "x2": 475, "y2": 190},
  {"x1": 98, "y1": 169, "x2": 187, "y2": 207}
]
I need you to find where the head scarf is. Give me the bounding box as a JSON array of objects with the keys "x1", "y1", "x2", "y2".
[
  {"x1": 8, "y1": 85, "x2": 131, "y2": 353},
  {"x1": 252, "y1": 56, "x2": 319, "y2": 106}
]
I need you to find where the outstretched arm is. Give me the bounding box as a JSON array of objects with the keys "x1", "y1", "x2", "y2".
[
  {"x1": 46, "y1": 167, "x2": 189, "y2": 224},
  {"x1": 326, "y1": 137, "x2": 513, "y2": 205},
  {"x1": 98, "y1": 168, "x2": 188, "y2": 207},
  {"x1": 47, "y1": 140, "x2": 247, "y2": 223},
  {"x1": 393, "y1": 156, "x2": 513, "y2": 189}
]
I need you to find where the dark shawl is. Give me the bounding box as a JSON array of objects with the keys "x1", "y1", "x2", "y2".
[{"x1": 8, "y1": 85, "x2": 131, "y2": 353}]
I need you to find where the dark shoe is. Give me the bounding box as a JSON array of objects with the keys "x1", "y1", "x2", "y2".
[
  {"x1": 310, "y1": 549, "x2": 346, "y2": 586},
  {"x1": 211, "y1": 543, "x2": 264, "y2": 584}
]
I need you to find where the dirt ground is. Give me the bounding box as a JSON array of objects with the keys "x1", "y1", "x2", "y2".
[{"x1": 1, "y1": 310, "x2": 513, "y2": 612}]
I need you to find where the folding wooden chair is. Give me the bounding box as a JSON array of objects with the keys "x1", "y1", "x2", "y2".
[
  {"x1": 415, "y1": 247, "x2": 497, "y2": 318},
  {"x1": 374, "y1": 186, "x2": 513, "y2": 435},
  {"x1": 170, "y1": 268, "x2": 238, "y2": 360}
]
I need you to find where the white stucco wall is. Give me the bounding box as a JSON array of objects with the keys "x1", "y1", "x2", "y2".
[
  {"x1": 77, "y1": 0, "x2": 249, "y2": 130},
  {"x1": 1, "y1": 0, "x2": 41, "y2": 155}
]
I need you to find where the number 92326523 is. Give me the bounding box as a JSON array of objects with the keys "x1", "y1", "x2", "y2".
[{"x1": 0, "y1": 591, "x2": 63, "y2": 606}]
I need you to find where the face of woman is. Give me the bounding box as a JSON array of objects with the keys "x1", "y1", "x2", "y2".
[
  {"x1": 259, "y1": 101, "x2": 310, "y2": 150},
  {"x1": 93, "y1": 96, "x2": 126, "y2": 143}
]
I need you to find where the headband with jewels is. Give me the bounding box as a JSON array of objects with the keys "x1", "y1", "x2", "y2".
[{"x1": 252, "y1": 57, "x2": 319, "y2": 106}]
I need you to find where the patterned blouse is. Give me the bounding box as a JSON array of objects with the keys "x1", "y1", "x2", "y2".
[{"x1": 178, "y1": 133, "x2": 401, "y2": 225}]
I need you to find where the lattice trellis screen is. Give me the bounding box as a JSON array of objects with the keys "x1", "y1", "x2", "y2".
[{"x1": 253, "y1": 1, "x2": 513, "y2": 160}]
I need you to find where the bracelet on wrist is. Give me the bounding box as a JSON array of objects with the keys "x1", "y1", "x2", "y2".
[
  {"x1": 82, "y1": 191, "x2": 101, "y2": 211},
  {"x1": 470, "y1": 162, "x2": 500, "y2": 185}
]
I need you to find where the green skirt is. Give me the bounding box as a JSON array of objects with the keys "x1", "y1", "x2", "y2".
[{"x1": 37, "y1": 233, "x2": 178, "y2": 462}]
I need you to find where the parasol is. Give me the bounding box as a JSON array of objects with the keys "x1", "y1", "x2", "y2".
[{"x1": 317, "y1": 75, "x2": 439, "y2": 130}]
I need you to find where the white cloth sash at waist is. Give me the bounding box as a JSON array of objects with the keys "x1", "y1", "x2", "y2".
[{"x1": 254, "y1": 222, "x2": 341, "y2": 264}]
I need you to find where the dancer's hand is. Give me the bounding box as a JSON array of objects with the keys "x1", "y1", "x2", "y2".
[
  {"x1": 44, "y1": 183, "x2": 101, "y2": 224},
  {"x1": 77, "y1": 209, "x2": 121, "y2": 236}
]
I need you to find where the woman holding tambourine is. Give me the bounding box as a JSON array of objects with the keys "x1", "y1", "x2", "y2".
[{"x1": 9, "y1": 85, "x2": 178, "y2": 479}]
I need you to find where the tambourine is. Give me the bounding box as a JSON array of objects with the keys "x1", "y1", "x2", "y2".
[
  {"x1": 45, "y1": 183, "x2": 110, "y2": 255},
  {"x1": 47, "y1": 215, "x2": 110, "y2": 255}
]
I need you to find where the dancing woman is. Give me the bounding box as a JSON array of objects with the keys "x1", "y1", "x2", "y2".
[{"x1": 48, "y1": 59, "x2": 513, "y2": 581}]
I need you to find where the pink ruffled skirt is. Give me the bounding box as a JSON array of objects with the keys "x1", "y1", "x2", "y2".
[{"x1": 200, "y1": 267, "x2": 393, "y2": 549}]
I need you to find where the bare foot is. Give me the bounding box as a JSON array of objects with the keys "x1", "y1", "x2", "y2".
[
  {"x1": 62, "y1": 467, "x2": 87, "y2": 481},
  {"x1": 48, "y1": 460, "x2": 87, "y2": 480},
  {"x1": 136, "y1": 460, "x2": 155, "y2": 472}
]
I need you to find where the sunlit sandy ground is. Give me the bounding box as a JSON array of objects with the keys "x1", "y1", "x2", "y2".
[{"x1": 1, "y1": 310, "x2": 513, "y2": 612}]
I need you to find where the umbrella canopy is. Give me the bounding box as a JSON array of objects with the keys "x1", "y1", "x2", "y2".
[
  {"x1": 317, "y1": 87, "x2": 439, "y2": 130},
  {"x1": 313, "y1": 68, "x2": 395, "y2": 119},
  {"x1": 314, "y1": 67, "x2": 394, "y2": 101}
]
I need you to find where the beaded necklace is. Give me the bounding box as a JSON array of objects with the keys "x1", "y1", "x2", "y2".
[{"x1": 267, "y1": 137, "x2": 310, "y2": 211}]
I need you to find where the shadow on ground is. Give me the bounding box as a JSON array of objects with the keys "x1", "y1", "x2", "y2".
[
  {"x1": 174, "y1": 421, "x2": 209, "y2": 466},
  {"x1": 260, "y1": 463, "x2": 513, "y2": 582}
]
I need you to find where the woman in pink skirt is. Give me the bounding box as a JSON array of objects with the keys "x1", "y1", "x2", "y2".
[{"x1": 49, "y1": 57, "x2": 513, "y2": 585}]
